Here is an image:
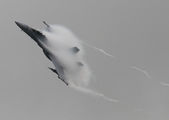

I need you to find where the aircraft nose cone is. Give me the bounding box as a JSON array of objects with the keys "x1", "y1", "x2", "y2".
[{"x1": 15, "y1": 21, "x2": 26, "y2": 30}]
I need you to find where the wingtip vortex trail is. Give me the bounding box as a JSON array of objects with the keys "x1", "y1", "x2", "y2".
[
  {"x1": 131, "y1": 66, "x2": 169, "y2": 87},
  {"x1": 69, "y1": 82, "x2": 159, "y2": 115},
  {"x1": 80, "y1": 41, "x2": 167, "y2": 118},
  {"x1": 131, "y1": 66, "x2": 152, "y2": 79},
  {"x1": 159, "y1": 82, "x2": 169, "y2": 86},
  {"x1": 81, "y1": 41, "x2": 117, "y2": 59}
]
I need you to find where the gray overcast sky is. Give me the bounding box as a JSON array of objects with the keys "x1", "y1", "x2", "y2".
[{"x1": 0, "y1": 0, "x2": 169, "y2": 120}]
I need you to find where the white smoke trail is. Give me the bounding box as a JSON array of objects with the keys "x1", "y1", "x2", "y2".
[
  {"x1": 80, "y1": 41, "x2": 116, "y2": 59},
  {"x1": 68, "y1": 81, "x2": 160, "y2": 116},
  {"x1": 81, "y1": 40, "x2": 169, "y2": 88},
  {"x1": 68, "y1": 81, "x2": 119, "y2": 102},
  {"x1": 131, "y1": 66, "x2": 152, "y2": 79},
  {"x1": 159, "y1": 82, "x2": 169, "y2": 86},
  {"x1": 80, "y1": 41, "x2": 168, "y2": 118},
  {"x1": 131, "y1": 66, "x2": 169, "y2": 87}
]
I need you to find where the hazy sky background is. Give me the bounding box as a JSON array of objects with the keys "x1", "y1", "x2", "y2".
[{"x1": 0, "y1": 0, "x2": 169, "y2": 120}]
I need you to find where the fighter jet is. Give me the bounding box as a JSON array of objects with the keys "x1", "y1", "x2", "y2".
[{"x1": 15, "y1": 21, "x2": 81, "y2": 85}]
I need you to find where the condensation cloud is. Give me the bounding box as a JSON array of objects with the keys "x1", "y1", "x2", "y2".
[{"x1": 42, "y1": 25, "x2": 92, "y2": 87}]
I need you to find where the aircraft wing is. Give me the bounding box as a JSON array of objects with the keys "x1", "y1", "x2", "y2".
[{"x1": 49, "y1": 55, "x2": 68, "y2": 85}]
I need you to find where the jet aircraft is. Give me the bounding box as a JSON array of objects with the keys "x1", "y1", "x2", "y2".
[{"x1": 15, "y1": 21, "x2": 82, "y2": 85}]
